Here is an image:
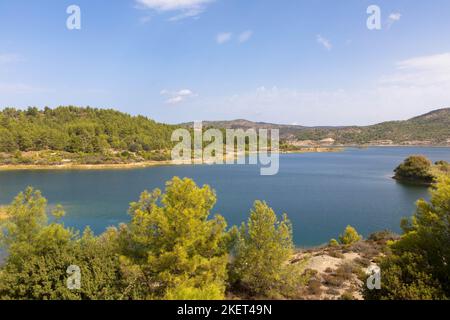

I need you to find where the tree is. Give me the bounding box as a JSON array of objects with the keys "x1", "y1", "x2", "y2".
[
  {"x1": 338, "y1": 225, "x2": 362, "y2": 245},
  {"x1": 119, "y1": 177, "x2": 229, "y2": 300},
  {"x1": 394, "y1": 155, "x2": 434, "y2": 184},
  {"x1": 0, "y1": 128, "x2": 18, "y2": 152},
  {"x1": 365, "y1": 176, "x2": 450, "y2": 300},
  {"x1": 0, "y1": 188, "x2": 123, "y2": 300},
  {"x1": 230, "y1": 201, "x2": 304, "y2": 298}
]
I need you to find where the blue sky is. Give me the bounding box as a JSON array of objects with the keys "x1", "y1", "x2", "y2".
[{"x1": 1, "y1": 0, "x2": 450, "y2": 125}]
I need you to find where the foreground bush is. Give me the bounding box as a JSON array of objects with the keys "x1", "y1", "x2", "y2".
[
  {"x1": 0, "y1": 188, "x2": 123, "y2": 299},
  {"x1": 4, "y1": 178, "x2": 300, "y2": 300},
  {"x1": 365, "y1": 176, "x2": 450, "y2": 300},
  {"x1": 230, "y1": 201, "x2": 306, "y2": 298},
  {"x1": 118, "y1": 177, "x2": 229, "y2": 300}
]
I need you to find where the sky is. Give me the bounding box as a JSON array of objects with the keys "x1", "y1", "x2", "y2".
[{"x1": 1, "y1": 0, "x2": 450, "y2": 126}]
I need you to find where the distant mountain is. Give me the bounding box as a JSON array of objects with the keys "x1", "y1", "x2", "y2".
[{"x1": 185, "y1": 108, "x2": 450, "y2": 145}]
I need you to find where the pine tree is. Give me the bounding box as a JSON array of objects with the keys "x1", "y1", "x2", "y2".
[
  {"x1": 120, "y1": 177, "x2": 229, "y2": 300},
  {"x1": 231, "y1": 201, "x2": 304, "y2": 298}
]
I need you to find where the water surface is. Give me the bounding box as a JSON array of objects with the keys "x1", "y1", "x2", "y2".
[{"x1": 1, "y1": 147, "x2": 449, "y2": 247}]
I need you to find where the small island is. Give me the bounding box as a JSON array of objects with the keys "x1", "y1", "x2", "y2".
[{"x1": 393, "y1": 155, "x2": 450, "y2": 185}]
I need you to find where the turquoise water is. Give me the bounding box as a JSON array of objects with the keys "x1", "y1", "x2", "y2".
[{"x1": 1, "y1": 147, "x2": 449, "y2": 247}]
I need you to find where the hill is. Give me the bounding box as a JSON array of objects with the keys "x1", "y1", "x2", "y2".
[
  {"x1": 196, "y1": 108, "x2": 450, "y2": 145},
  {"x1": 1, "y1": 106, "x2": 449, "y2": 167},
  {"x1": 0, "y1": 106, "x2": 177, "y2": 165}
]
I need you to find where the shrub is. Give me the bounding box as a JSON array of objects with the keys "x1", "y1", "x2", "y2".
[
  {"x1": 368, "y1": 230, "x2": 398, "y2": 243},
  {"x1": 322, "y1": 274, "x2": 345, "y2": 288},
  {"x1": 340, "y1": 291, "x2": 355, "y2": 300},
  {"x1": 394, "y1": 155, "x2": 434, "y2": 184},
  {"x1": 230, "y1": 201, "x2": 306, "y2": 298},
  {"x1": 329, "y1": 239, "x2": 339, "y2": 247},
  {"x1": 307, "y1": 279, "x2": 323, "y2": 295},
  {"x1": 328, "y1": 250, "x2": 344, "y2": 259},
  {"x1": 338, "y1": 225, "x2": 362, "y2": 245},
  {"x1": 364, "y1": 176, "x2": 450, "y2": 300}
]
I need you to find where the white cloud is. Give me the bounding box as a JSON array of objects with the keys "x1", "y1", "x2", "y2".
[
  {"x1": 381, "y1": 52, "x2": 450, "y2": 87},
  {"x1": 216, "y1": 32, "x2": 232, "y2": 44},
  {"x1": 238, "y1": 30, "x2": 253, "y2": 43},
  {"x1": 161, "y1": 88, "x2": 197, "y2": 104},
  {"x1": 316, "y1": 35, "x2": 332, "y2": 51},
  {"x1": 387, "y1": 12, "x2": 401, "y2": 29},
  {"x1": 190, "y1": 52, "x2": 450, "y2": 125},
  {"x1": 136, "y1": 0, "x2": 214, "y2": 20}
]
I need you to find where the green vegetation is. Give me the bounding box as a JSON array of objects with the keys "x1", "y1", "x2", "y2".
[
  {"x1": 0, "y1": 188, "x2": 123, "y2": 299},
  {"x1": 229, "y1": 201, "x2": 306, "y2": 298},
  {"x1": 293, "y1": 108, "x2": 450, "y2": 145},
  {"x1": 394, "y1": 155, "x2": 434, "y2": 184},
  {"x1": 205, "y1": 108, "x2": 450, "y2": 145},
  {"x1": 329, "y1": 239, "x2": 340, "y2": 247},
  {"x1": 0, "y1": 177, "x2": 306, "y2": 300},
  {"x1": 119, "y1": 177, "x2": 229, "y2": 300},
  {"x1": 0, "y1": 106, "x2": 176, "y2": 165},
  {"x1": 338, "y1": 225, "x2": 362, "y2": 245},
  {"x1": 365, "y1": 175, "x2": 450, "y2": 300},
  {"x1": 394, "y1": 155, "x2": 450, "y2": 185},
  {"x1": 2, "y1": 151, "x2": 450, "y2": 300},
  {"x1": 2, "y1": 106, "x2": 450, "y2": 168}
]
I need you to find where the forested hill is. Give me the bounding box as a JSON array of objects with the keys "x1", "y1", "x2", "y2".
[
  {"x1": 293, "y1": 108, "x2": 450, "y2": 145},
  {"x1": 1, "y1": 106, "x2": 449, "y2": 160},
  {"x1": 198, "y1": 108, "x2": 450, "y2": 145},
  {"x1": 0, "y1": 106, "x2": 176, "y2": 155}
]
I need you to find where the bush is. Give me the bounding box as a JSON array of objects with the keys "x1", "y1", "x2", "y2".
[
  {"x1": 0, "y1": 188, "x2": 123, "y2": 299},
  {"x1": 335, "y1": 263, "x2": 355, "y2": 281},
  {"x1": 307, "y1": 279, "x2": 323, "y2": 295},
  {"x1": 328, "y1": 250, "x2": 344, "y2": 259},
  {"x1": 329, "y1": 239, "x2": 339, "y2": 247},
  {"x1": 368, "y1": 230, "x2": 398, "y2": 243},
  {"x1": 322, "y1": 274, "x2": 345, "y2": 288},
  {"x1": 394, "y1": 155, "x2": 434, "y2": 184},
  {"x1": 339, "y1": 225, "x2": 362, "y2": 245},
  {"x1": 364, "y1": 176, "x2": 450, "y2": 300},
  {"x1": 340, "y1": 291, "x2": 355, "y2": 300},
  {"x1": 230, "y1": 201, "x2": 305, "y2": 298}
]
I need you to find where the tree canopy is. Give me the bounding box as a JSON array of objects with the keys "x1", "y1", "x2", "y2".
[
  {"x1": 394, "y1": 155, "x2": 435, "y2": 184},
  {"x1": 365, "y1": 176, "x2": 450, "y2": 300},
  {"x1": 0, "y1": 178, "x2": 303, "y2": 300},
  {"x1": 0, "y1": 106, "x2": 176, "y2": 154}
]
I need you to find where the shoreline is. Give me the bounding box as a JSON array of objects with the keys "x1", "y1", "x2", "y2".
[
  {"x1": 1, "y1": 145, "x2": 449, "y2": 171},
  {"x1": 0, "y1": 148, "x2": 343, "y2": 171},
  {"x1": 0, "y1": 160, "x2": 178, "y2": 171}
]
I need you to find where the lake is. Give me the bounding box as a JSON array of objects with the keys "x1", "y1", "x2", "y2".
[{"x1": 1, "y1": 147, "x2": 449, "y2": 247}]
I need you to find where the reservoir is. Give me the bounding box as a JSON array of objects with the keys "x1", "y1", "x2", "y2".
[{"x1": 1, "y1": 147, "x2": 449, "y2": 247}]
